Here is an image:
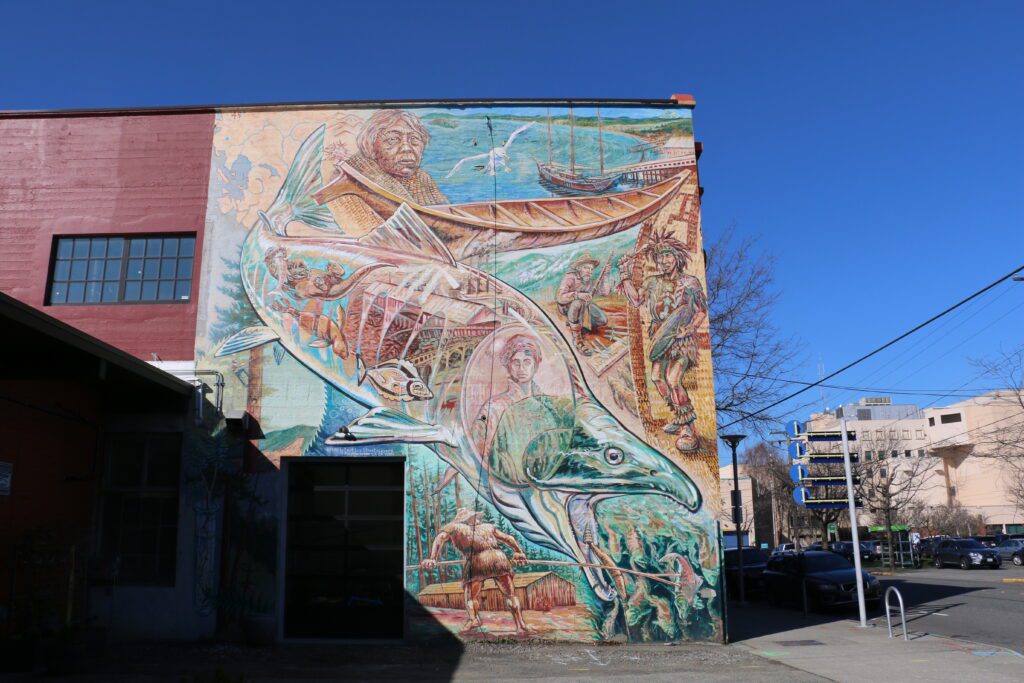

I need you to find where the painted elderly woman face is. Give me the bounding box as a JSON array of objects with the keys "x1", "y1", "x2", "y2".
[
  {"x1": 374, "y1": 122, "x2": 426, "y2": 179},
  {"x1": 507, "y1": 351, "x2": 538, "y2": 385}
]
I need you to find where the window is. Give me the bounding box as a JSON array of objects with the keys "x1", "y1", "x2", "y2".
[
  {"x1": 865, "y1": 451, "x2": 874, "y2": 461},
  {"x1": 905, "y1": 450, "x2": 912, "y2": 458},
  {"x1": 940, "y1": 413, "x2": 962, "y2": 424},
  {"x1": 875, "y1": 430, "x2": 883, "y2": 440},
  {"x1": 863, "y1": 431, "x2": 873, "y2": 440},
  {"x1": 49, "y1": 235, "x2": 195, "y2": 305},
  {"x1": 917, "y1": 449, "x2": 926, "y2": 457},
  {"x1": 879, "y1": 468, "x2": 888, "y2": 479},
  {"x1": 891, "y1": 450, "x2": 899, "y2": 459},
  {"x1": 928, "y1": 417, "x2": 935, "y2": 426},
  {"x1": 948, "y1": 486, "x2": 957, "y2": 498},
  {"x1": 99, "y1": 433, "x2": 181, "y2": 585},
  {"x1": 889, "y1": 430, "x2": 897, "y2": 438},
  {"x1": 916, "y1": 429, "x2": 925, "y2": 439},
  {"x1": 902, "y1": 429, "x2": 910, "y2": 439}
]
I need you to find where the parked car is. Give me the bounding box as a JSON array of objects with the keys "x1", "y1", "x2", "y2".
[
  {"x1": 829, "y1": 541, "x2": 874, "y2": 564},
  {"x1": 861, "y1": 541, "x2": 882, "y2": 561},
  {"x1": 917, "y1": 536, "x2": 948, "y2": 560},
  {"x1": 772, "y1": 542, "x2": 797, "y2": 555},
  {"x1": 762, "y1": 551, "x2": 882, "y2": 610},
  {"x1": 724, "y1": 546, "x2": 771, "y2": 597},
  {"x1": 995, "y1": 539, "x2": 1024, "y2": 566},
  {"x1": 972, "y1": 535, "x2": 1000, "y2": 548},
  {"x1": 933, "y1": 538, "x2": 1001, "y2": 569}
]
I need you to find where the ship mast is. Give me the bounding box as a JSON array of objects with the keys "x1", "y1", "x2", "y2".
[
  {"x1": 546, "y1": 107, "x2": 552, "y2": 164},
  {"x1": 569, "y1": 104, "x2": 576, "y2": 174},
  {"x1": 598, "y1": 106, "x2": 604, "y2": 175}
]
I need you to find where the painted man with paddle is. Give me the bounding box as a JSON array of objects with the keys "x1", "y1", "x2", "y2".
[{"x1": 556, "y1": 252, "x2": 611, "y2": 357}]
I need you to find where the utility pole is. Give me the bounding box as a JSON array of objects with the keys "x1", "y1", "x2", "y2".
[
  {"x1": 840, "y1": 417, "x2": 868, "y2": 627},
  {"x1": 721, "y1": 433, "x2": 748, "y2": 603}
]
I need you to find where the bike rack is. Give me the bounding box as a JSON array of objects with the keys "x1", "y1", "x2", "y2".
[{"x1": 884, "y1": 586, "x2": 907, "y2": 641}]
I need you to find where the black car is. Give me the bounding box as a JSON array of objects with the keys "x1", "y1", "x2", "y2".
[
  {"x1": 972, "y1": 535, "x2": 1000, "y2": 549},
  {"x1": 933, "y1": 538, "x2": 1001, "y2": 569},
  {"x1": 724, "y1": 547, "x2": 770, "y2": 597},
  {"x1": 917, "y1": 536, "x2": 948, "y2": 560},
  {"x1": 763, "y1": 551, "x2": 882, "y2": 610},
  {"x1": 806, "y1": 541, "x2": 872, "y2": 564}
]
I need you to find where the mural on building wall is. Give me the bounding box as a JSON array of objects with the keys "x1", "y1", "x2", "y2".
[{"x1": 196, "y1": 104, "x2": 722, "y2": 641}]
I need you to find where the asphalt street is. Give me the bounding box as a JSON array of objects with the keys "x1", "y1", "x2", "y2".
[{"x1": 872, "y1": 564, "x2": 1024, "y2": 653}]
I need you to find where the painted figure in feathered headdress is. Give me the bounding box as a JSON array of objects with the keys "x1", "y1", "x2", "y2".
[{"x1": 617, "y1": 229, "x2": 707, "y2": 451}]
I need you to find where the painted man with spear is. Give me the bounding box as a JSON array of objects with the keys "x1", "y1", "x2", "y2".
[{"x1": 421, "y1": 508, "x2": 530, "y2": 634}]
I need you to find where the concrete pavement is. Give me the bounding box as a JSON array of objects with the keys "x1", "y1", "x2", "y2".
[
  {"x1": 730, "y1": 602, "x2": 1023, "y2": 682},
  {"x1": 874, "y1": 564, "x2": 1024, "y2": 651}
]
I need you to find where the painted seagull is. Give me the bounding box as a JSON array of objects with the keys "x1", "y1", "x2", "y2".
[{"x1": 445, "y1": 122, "x2": 535, "y2": 178}]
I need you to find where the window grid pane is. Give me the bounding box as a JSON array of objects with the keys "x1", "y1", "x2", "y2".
[{"x1": 50, "y1": 234, "x2": 195, "y2": 305}]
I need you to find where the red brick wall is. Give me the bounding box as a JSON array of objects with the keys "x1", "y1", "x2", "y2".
[{"x1": 0, "y1": 113, "x2": 214, "y2": 360}]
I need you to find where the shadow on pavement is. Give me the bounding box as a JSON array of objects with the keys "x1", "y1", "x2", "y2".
[
  {"x1": 727, "y1": 578, "x2": 988, "y2": 643},
  {"x1": 67, "y1": 593, "x2": 465, "y2": 681}
]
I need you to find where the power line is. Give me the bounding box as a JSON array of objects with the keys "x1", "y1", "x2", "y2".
[
  {"x1": 719, "y1": 263, "x2": 1024, "y2": 429},
  {"x1": 715, "y1": 368, "x2": 1000, "y2": 396}
]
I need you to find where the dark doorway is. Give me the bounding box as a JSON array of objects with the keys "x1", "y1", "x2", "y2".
[{"x1": 284, "y1": 459, "x2": 405, "y2": 639}]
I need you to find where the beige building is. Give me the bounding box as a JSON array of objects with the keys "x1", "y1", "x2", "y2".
[
  {"x1": 923, "y1": 391, "x2": 1024, "y2": 529},
  {"x1": 806, "y1": 394, "x2": 1024, "y2": 534},
  {"x1": 719, "y1": 464, "x2": 775, "y2": 548}
]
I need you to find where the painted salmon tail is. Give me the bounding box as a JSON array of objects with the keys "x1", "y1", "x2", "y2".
[
  {"x1": 262, "y1": 124, "x2": 340, "y2": 236},
  {"x1": 325, "y1": 407, "x2": 456, "y2": 448}
]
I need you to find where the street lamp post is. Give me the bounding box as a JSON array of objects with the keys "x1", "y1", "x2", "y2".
[{"x1": 721, "y1": 433, "x2": 748, "y2": 603}]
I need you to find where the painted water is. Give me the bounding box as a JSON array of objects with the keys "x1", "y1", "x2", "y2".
[{"x1": 420, "y1": 114, "x2": 653, "y2": 203}]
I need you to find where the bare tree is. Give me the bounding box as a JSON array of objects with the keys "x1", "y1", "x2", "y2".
[
  {"x1": 856, "y1": 434, "x2": 940, "y2": 566},
  {"x1": 742, "y1": 442, "x2": 818, "y2": 548},
  {"x1": 706, "y1": 226, "x2": 803, "y2": 436},
  {"x1": 911, "y1": 503, "x2": 988, "y2": 538}
]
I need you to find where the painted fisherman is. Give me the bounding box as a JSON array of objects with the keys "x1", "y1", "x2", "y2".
[
  {"x1": 346, "y1": 110, "x2": 449, "y2": 205},
  {"x1": 556, "y1": 253, "x2": 610, "y2": 356},
  {"x1": 421, "y1": 508, "x2": 530, "y2": 634},
  {"x1": 472, "y1": 334, "x2": 544, "y2": 452},
  {"x1": 617, "y1": 231, "x2": 707, "y2": 451}
]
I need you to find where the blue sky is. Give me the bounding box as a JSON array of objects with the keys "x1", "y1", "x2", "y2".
[{"x1": 4, "y1": 1, "x2": 1022, "y2": 456}]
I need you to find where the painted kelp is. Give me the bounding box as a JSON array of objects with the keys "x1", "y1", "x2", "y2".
[{"x1": 196, "y1": 104, "x2": 721, "y2": 641}]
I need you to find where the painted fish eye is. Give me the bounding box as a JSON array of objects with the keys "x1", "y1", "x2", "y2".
[{"x1": 604, "y1": 447, "x2": 624, "y2": 466}]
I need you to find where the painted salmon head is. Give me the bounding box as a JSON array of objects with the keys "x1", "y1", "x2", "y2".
[{"x1": 517, "y1": 400, "x2": 701, "y2": 602}]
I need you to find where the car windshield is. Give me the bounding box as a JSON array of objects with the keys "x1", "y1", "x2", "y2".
[
  {"x1": 725, "y1": 549, "x2": 769, "y2": 566},
  {"x1": 958, "y1": 540, "x2": 985, "y2": 549},
  {"x1": 805, "y1": 553, "x2": 853, "y2": 572}
]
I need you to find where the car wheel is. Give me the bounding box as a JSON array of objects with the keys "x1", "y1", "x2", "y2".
[
  {"x1": 1014, "y1": 554, "x2": 1023, "y2": 567},
  {"x1": 934, "y1": 556, "x2": 942, "y2": 568},
  {"x1": 960, "y1": 557, "x2": 970, "y2": 570}
]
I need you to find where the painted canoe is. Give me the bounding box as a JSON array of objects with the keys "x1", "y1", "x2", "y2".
[{"x1": 314, "y1": 162, "x2": 690, "y2": 261}]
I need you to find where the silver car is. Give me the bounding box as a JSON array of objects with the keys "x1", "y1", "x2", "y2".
[{"x1": 995, "y1": 539, "x2": 1024, "y2": 566}]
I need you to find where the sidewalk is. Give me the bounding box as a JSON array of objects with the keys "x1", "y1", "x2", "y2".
[{"x1": 730, "y1": 603, "x2": 1023, "y2": 681}]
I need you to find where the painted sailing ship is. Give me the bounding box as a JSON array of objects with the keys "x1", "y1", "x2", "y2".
[{"x1": 536, "y1": 106, "x2": 621, "y2": 195}]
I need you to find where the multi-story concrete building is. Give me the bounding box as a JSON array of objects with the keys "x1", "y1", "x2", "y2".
[{"x1": 806, "y1": 395, "x2": 1023, "y2": 534}]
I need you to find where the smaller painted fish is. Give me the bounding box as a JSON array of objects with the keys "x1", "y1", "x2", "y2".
[
  {"x1": 273, "y1": 302, "x2": 349, "y2": 359},
  {"x1": 358, "y1": 357, "x2": 433, "y2": 402}
]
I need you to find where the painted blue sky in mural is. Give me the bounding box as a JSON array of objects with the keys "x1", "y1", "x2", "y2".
[{"x1": 5, "y1": 1, "x2": 1022, "y2": 462}]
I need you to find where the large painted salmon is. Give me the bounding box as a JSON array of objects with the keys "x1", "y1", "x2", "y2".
[{"x1": 216, "y1": 126, "x2": 703, "y2": 602}]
